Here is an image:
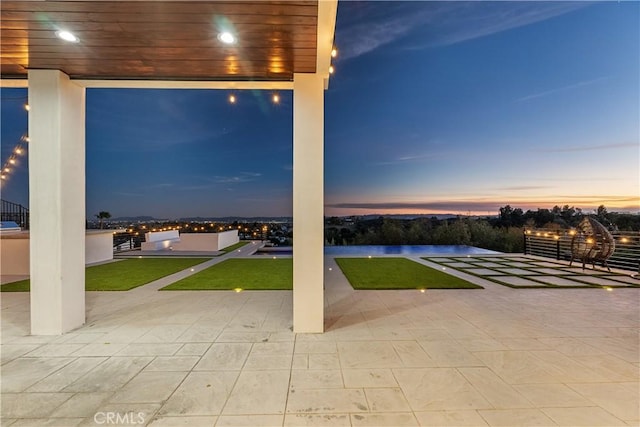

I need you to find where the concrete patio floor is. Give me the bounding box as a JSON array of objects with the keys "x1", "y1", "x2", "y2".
[{"x1": 1, "y1": 255, "x2": 638, "y2": 426}]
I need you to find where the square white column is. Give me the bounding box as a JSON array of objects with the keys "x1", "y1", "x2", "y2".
[
  {"x1": 293, "y1": 73, "x2": 325, "y2": 333},
  {"x1": 28, "y1": 70, "x2": 86, "y2": 335}
]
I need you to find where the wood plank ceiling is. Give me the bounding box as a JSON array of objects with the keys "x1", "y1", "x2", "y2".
[{"x1": 0, "y1": 1, "x2": 319, "y2": 81}]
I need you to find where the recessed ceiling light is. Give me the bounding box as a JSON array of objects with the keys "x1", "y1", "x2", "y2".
[
  {"x1": 218, "y1": 32, "x2": 236, "y2": 44},
  {"x1": 56, "y1": 30, "x2": 79, "y2": 43}
]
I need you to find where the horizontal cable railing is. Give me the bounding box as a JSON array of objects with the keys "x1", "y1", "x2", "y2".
[{"x1": 524, "y1": 228, "x2": 640, "y2": 273}]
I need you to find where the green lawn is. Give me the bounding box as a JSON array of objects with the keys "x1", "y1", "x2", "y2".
[
  {"x1": 219, "y1": 241, "x2": 250, "y2": 254},
  {"x1": 335, "y1": 257, "x2": 483, "y2": 290},
  {"x1": 0, "y1": 258, "x2": 211, "y2": 292},
  {"x1": 161, "y1": 258, "x2": 292, "y2": 290}
]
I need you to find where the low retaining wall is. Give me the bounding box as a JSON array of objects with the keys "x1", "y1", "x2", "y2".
[
  {"x1": 142, "y1": 229, "x2": 239, "y2": 251},
  {"x1": 0, "y1": 230, "x2": 115, "y2": 275}
]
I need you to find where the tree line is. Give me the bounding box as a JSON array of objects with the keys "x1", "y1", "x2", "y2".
[{"x1": 325, "y1": 205, "x2": 639, "y2": 253}]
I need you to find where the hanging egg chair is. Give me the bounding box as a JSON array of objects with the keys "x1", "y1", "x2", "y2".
[{"x1": 570, "y1": 217, "x2": 615, "y2": 271}]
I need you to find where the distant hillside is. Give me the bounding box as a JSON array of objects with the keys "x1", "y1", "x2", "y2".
[
  {"x1": 108, "y1": 216, "x2": 158, "y2": 222},
  {"x1": 353, "y1": 214, "x2": 469, "y2": 220},
  {"x1": 110, "y1": 216, "x2": 293, "y2": 222}
]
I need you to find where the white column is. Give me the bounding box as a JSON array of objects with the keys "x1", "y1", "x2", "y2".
[
  {"x1": 28, "y1": 70, "x2": 86, "y2": 335},
  {"x1": 293, "y1": 73, "x2": 324, "y2": 333}
]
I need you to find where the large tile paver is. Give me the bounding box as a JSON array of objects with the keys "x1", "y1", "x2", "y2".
[
  {"x1": 286, "y1": 389, "x2": 369, "y2": 414},
  {"x1": 414, "y1": 410, "x2": 489, "y2": 426},
  {"x1": 27, "y1": 357, "x2": 108, "y2": 392},
  {"x1": 109, "y1": 371, "x2": 187, "y2": 403},
  {"x1": 158, "y1": 371, "x2": 238, "y2": 416},
  {"x1": 223, "y1": 370, "x2": 291, "y2": 415},
  {"x1": 337, "y1": 342, "x2": 403, "y2": 368},
  {"x1": 477, "y1": 408, "x2": 556, "y2": 426},
  {"x1": 1, "y1": 358, "x2": 76, "y2": 392},
  {"x1": 541, "y1": 407, "x2": 627, "y2": 426},
  {"x1": 393, "y1": 368, "x2": 491, "y2": 411},
  {"x1": 1, "y1": 393, "x2": 74, "y2": 418},
  {"x1": 62, "y1": 357, "x2": 153, "y2": 393}
]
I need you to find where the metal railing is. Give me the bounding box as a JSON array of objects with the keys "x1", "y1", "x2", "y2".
[
  {"x1": 113, "y1": 232, "x2": 144, "y2": 252},
  {"x1": 524, "y1": 228, "x2": 640, "y2": 272},
  {"x1": 1, "y1": 199, "x2": 29, "y2": 229}
]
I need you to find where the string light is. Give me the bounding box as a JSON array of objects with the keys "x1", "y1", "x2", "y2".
[
  {"x1": 229, "y1": 94, "x2": 236, "y2": 104},
  {"x1": 329, "y1": 65, "x2": 335, "y2": 74},
  {"x1": 24, "y1": 104, "x2": 30, "y2": 111},
  {"x1": 1, "y1": 133, "x2": 29, "y2": 185},
  {"x1": 272, "y1": 93, "x2": 280, "y2": 104},
  {"x1": 331, "y1": 48, "x2": 337, "y2": 58}
]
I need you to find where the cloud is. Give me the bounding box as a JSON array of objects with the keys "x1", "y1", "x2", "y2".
[
  {"x1": 111, "y1": 191, "x2": 144, "y2": 197},
  {"x1": 326, "y1": 201, "x2": 503, "y2": 212},
  {"x1": 141, "y1": 183, "x2": 175, "y2": 190},
  {"x1": 337, "y1": 3, "x2": 426, "y2": 60},
  {"x1": 337, "y1": 2, "x2": 589, "y2": 60},
  {"x1": 537, "y1": 142, "x2": 639, "y2": 153},
  {"x1": 327, "y1": 195, "x2": 640, "y2": 213},
  {"x1": 496, "y1": 185, "x2": 553, "y2": 191},
  {"x1": 372, "y1": 153, "x2": 436, "y2": 166},
  {"x1": 213, "y1": 172, "x2": 262, "y2": 184},
  {"x1": 517, "y1": 76, "x2": 611, "y2": 102}
]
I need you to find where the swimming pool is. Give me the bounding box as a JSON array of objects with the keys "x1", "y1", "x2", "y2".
[
  {"x1": 324, "y1": 245, "x2": 499, "y2": 255},
  {"x1": 253, "y1": 245, "x2": 500, "y2": 256}
]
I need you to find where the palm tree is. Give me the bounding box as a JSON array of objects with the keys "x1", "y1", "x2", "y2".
[{"x1": 96, "y1": 211, "x2": 111, "y2": 229}]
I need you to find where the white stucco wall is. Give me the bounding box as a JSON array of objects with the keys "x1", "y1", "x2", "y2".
[
  {"x1": 0, "y1": 231, "x2": 114, "y2": 275},
  {"x1": 170, "y1": 230, "x2": 238, "y2": 251},
  {"x1": 85, "y1": 231, "x2": 115, "y2": 265},
  {"x1": 141, "y1": 230, "x2": 180, "y2": 250},
  {"x1": 217, "y1": 230, "x2": 239, "y2": 250},
  {"x1": 1, "y1": 236, "x2": 30, "y2": 275},
  {"x1": 171, "y1": 233, "x2": 218, "y2": 251}
]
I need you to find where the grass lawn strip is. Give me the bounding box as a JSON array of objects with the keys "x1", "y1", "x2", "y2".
[
  {"x1": 219, "y1": 241, "x2": 250, "y2": 254},
  {"x1": 0, "y1": 258, "x2": 211, "y2": 292},
  {"x1": 335, "y1": 257, "x2": 482, "y2": 290},
  {"x1": 161, "y1": 258, "x2": 292, "y2": 290}
]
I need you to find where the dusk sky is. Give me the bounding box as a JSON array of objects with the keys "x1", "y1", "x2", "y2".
[{"x1": 1, "y1": 1, "x2": 639, "y2": 219}]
